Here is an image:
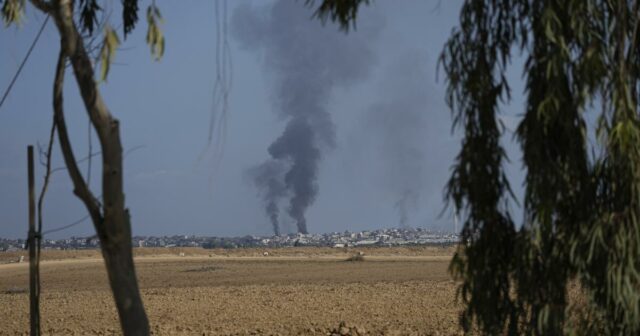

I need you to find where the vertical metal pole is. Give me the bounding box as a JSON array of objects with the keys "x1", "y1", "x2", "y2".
[{"x1": 27, "y1": 145, "x2": 39, "y2": 336}]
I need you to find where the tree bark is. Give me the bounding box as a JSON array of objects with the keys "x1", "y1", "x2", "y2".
[{"x1": 46, "y1": 0, "x2": 150, "y2": 334}]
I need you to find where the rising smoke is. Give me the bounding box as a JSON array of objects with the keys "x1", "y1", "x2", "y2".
[
  {"x1": 395, "y1": 189, "x2": 419, "y2": 228},
  {"x1": 364, "y1": 52, "x2": 441, "y2": 229},
  {"x1": 234, "y1": 0, "x2": 381, "y2": 235},
  {"x1": 246, "y1": 159, "x2": 288, "y2": 236}
]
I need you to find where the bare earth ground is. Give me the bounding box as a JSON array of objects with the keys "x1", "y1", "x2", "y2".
[{"x1": 0, "y1": 247, "x2": 462, "y2": 336}]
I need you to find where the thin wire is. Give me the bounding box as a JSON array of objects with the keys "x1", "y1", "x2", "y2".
[
  {"x1": 0, "y1": 15, "x2": 50, "y2": 111},
  {"x1": 42, "y1": 214, "x2": 90, "y2": 236},
  {"x1": 40, "y1": 145, "x2": 144, "y2": 236},
  {"x1": 49, "y1": 145, "x2": 145, "y2": 175}
]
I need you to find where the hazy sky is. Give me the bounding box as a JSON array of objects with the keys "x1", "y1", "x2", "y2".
[{"x1": 0, "y1": 0, "x2": 527, "y2": 239}]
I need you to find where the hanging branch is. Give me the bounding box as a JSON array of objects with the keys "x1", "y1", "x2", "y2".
[
  {"x1": 52, "y1": 46, "x2": 103, "y2": 228},
  {"x1": 201, "y1": 0, "x2": 233, "y2": 172},
  {"x1": 86, "y1": 119, "x2": 93, "y2": 186},
  {"x1": 37, "y1": 119, "x2": 56, "y2": 237}
]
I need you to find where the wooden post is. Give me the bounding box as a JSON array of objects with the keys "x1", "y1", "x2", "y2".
[{"x1": 27, "y1": 145, "x2": 40, "y2": 336}]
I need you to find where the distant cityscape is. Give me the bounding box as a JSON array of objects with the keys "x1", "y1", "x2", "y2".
[{"x1": 0, "y1": 227, "x2": 460, "y2": 252}]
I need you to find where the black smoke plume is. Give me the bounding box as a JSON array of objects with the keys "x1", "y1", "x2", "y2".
[
  {"x1": 395, "y1": 189, "x2": 419, "y2": 228},
  {"x1": 247, "y1": 160, "x2": 288, "y2": 236},
  {"x1": 234, "y1": 0, "x2": 380, "y2": 234}
]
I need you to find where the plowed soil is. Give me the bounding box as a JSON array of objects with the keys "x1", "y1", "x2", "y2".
[{"x1": 0, "y1": 247, "x2": 461, "y2": 335}]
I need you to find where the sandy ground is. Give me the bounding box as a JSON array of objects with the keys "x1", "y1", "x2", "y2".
[{"x1": 0, "y1": 248, "x2": 462, "y2": 335}]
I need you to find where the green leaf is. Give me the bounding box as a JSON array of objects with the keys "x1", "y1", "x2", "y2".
[
  {"x1": 122, "y1": 0, "x2": 139, "y2": 38},
  {"x1": 78, "y1": 0, "x2": 101, "y2": 35},
  {"x1": 1, "y1": 0, "x2": 25, "y2": 27},
  {"x1": 146, "y1": 4, "x2": 165, "y2": 61},
  {"x1": 98, "y1": 26, "x2": 120, "y2": 82}
]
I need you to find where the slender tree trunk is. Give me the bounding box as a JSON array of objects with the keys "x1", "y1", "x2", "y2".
[
  {"x1": 45, "y1": 0, "x2": 150, "y2": 334},
  {"x1": 101, "y1": 213, "x2": 149, "y2": 334}
]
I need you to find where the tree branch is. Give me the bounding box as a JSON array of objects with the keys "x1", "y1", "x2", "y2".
[
  {"x1": 53, "y1": 46, "x2": 103, "y2": 227},
  {"x1": 28, "y1": 0, "x2": 52, "y2": 13},
  {"x1": 52, "y1": 0, "x2": 132, "y2": 247},
  {"x1": 36, "y1": 1, "x2": 150, "y2": 334},
  {"x1": 37, "y1": 116, "x2": 56, "y2": 236}
]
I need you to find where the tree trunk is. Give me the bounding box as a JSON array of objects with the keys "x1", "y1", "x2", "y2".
[
  {"x1": 46, "y1": 0, "x2": 150, "y2": 334},
  {"x1": 101, "y1": 213, "x2": 149, "y2": 335}
]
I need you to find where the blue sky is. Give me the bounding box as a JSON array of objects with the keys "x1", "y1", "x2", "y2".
[{"x1": 0, "y1": 0, "x2": 527, "y2": 239}]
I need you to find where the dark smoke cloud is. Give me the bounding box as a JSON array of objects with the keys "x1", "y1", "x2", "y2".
[
  {"x1": 247, "y1": 160, "x2": 288, "y2": 236},
  {"x1": 395, "y1": 189, "x2": 419, "y2": 228},
  {"x1": 234, "y1": 0, "x2": 381, "y2": 234}
]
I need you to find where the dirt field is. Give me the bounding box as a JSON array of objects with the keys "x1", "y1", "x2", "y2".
[{"x1": 0, "y1": 247, "x2": 462, "y2": 335}]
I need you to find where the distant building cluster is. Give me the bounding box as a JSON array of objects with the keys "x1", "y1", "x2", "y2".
[{"x1": 0, "y1": 228, "x2": 459, "y2": 251}]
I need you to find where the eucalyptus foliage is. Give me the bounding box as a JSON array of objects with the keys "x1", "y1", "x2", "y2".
[
  {"x1": 1, "y1": 0, "x2": 164, "y2": 80},
  {"x1": 1, "y1": 0, "x2": 24, "y2": 25},
  {"x1": 441, "y1": 1, "x2": 640, "y2": 334},
  {"x1": 306, "y1": 0, "x2": 370, "y2": 31},
  {"x1": 307, "y1": 0, "x2": 640, "y2": 334}
]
